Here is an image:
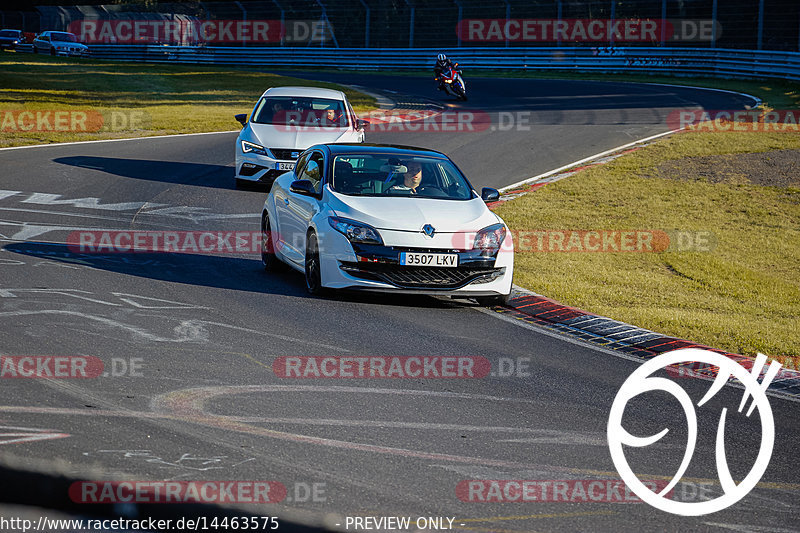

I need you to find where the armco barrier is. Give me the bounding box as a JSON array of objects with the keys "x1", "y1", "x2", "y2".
[{"x1": 73, "y1": 46, "x2": 800, "y2": 82}]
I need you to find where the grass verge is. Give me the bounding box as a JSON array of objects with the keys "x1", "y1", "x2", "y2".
[
  {"x1": 0, "y1": 54, "x2": 376, "y2": 148},
  {"x1": 494, "y1": 129, "x2": 800, "y2": 360}
]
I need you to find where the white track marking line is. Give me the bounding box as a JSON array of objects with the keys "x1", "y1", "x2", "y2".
[
  {"x1": 498, "y1": 84, "x2": 761, "y2": 192},
  {"x1": 499, "y1": 128, "x2": 681, "y2": 192},
  {"x1": 477, "y1": 307, "x2": 800, "y2": 406}
]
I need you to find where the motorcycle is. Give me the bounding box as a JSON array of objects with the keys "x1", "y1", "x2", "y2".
[{"x1": 437, "y1": 64, "x2": 467, "y2": 101}]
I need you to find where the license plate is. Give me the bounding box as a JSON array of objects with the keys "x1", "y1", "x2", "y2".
[
  {"x1": 278, "y1": 162, "x2": 295, "y2": 171},
  {"x1": 399, "y1": 252, "x2": 458, "y2": 267}
]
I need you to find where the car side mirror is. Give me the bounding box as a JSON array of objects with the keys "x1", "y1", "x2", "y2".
[
  {"x1": 234, "y1": 113, "x2": 247, "y2": 127},
  {"x1": 356, "y1": 119, "x2": 370, "y2": 130},
  {"x1": 481, "y1": 187, "x2": 500, "y2": 202},
  {"x1": 290, "y1": 180, "x2": 317, "y2": 196}
]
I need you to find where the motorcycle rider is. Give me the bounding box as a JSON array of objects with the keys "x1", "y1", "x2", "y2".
[{"x1": 434, "y1": 53, "x2": 459, "y2": 91}]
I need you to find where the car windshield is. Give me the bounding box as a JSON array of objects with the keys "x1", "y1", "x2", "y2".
[
  {"x1": 251, "y1": 96, "x2": 348, "y2": 128},
  {"x1": 0, "y1": 30, "x2": 20, "y2": 37},
  {"x1": 331, "y1": 154, "x2": 474, "y2": 200},
  {"x1": 51, "y1": 32, "x2": 78, "y2": 42}
]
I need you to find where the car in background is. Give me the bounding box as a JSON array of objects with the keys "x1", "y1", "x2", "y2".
[
  {"x1": 260, "y1": 143, "x2": 513, "y2": 305},
  {"x1": 234, "y1": 86, "x2": 368, "y2": 189},
  {"x1": 0, "y1": 30, "x2": 25, "y2": 50},
  {"x1": 32, "y1": 31, "x2": 89, "y2": 57}
]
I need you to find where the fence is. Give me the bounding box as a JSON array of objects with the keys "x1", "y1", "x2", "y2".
[{"x1": 3, "y1": 0, "x2": 800, "y2": 51}]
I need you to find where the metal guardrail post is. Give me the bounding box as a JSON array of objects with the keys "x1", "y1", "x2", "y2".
[
  {"x1": 609, "y1": 0, "x2": 616, "y2": 46},
  {"x1": 403, "y1": 0, "x2": 414, "y2": 48},
  {"x1": 711, "y1": 0, "x2": 718, "y2": 48},
  {"x1": 271, "y1": 0, "x2": 284, "y2": 47},
  {"x1": 557, "y1": 0, "x2": 562, "y2": 47},
  {"x1": 455, "y1": 0, "x2": 463, "y2": 47},
  {"x1": 660, "y1": 0, "x2": 667, "y2": 46},
  {"x1": 503, "y1": 0, "x2": 510, "y2": 48},
  {"x1": 235, "y1": 1, "x2": 246, "y2": 47},
  {"x1": 358, "y1": 0, "x2": 370, "y2": 48},
  {"x1": 314, "y1": 0, "x2": 339, "y2": 48},
  {"x1": 757, "y1": 0, "x2": 765, "y2": 50}
]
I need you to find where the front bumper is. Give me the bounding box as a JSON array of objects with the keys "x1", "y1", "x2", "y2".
[
  {"x1": 56, "y1": 48, "x2": 89, "y2": 57},
  {"x1": 235, "y1": 152, "x2": 294, "y2": 185},
  {"x1": 318, "y1": 234, "x2": 513, "y2": 297}
]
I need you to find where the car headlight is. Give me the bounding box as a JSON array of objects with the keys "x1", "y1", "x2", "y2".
[
  {"x1": 328, "y1": 217, "x2": 383, "y2": 245},
  {"x1": 445, "y1": 79, "x2": 453, "y2": 83},
  {"x1": 474, "y1": 223, "x2": 506, "y2": 250},
  {"x1": 241, "y1": 140, "x2": 268, "y2": 156}
]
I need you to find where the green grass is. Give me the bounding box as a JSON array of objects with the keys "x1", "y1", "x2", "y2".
[
  {"x1": 494, "y1": 130, "x2": 800, "y2": 359},
  {"x1": 0, "y1": 54, "x2": 376, "y2": 147}
]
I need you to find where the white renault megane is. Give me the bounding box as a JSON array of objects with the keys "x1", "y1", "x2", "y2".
[
  {"x1": 260, "y1": 144, "x2": 514, "y2": 305},
  {"x1": 234, "y1": 86, "x2": 367, "y2": 188}
]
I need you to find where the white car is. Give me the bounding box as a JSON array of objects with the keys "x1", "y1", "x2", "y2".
[
  {"x1": 260, "y1": 144, "x2": 513, "y2": 305},
  {"x1": 234, "y1": 86, "x2": 367, "y2": 188},
  {"x1": 32, "y1": 31, "x2": 89, "y2": 56}
]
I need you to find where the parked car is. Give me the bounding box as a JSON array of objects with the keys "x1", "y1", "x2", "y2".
[
  {"x1": 234, "y1": 86, "x2": 368, "y2": 189},
  {"x1": 0, "y1": 29, "x2": 25, "y2": 50},
  {"x1": 260, "y1": 143, "x2": 513, "y2": 305},
  {"x1": 32, "y1": 31, "x2": 89, "y2": 57}
]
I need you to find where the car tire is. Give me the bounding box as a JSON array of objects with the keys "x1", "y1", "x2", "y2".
[
  {"x1": 32, "y1": 46, "x2": 37, "y2": 54},
  {"x1": 475, "y1": 293, "x2": 510, "y2": 307},
  {"x1": 261, "y1": 214, "x2": 282, "y2": 272},
  {"x1": 50, "y1": 47, "x2": 55, "y2": 56},
  {"x1": 304, "y1": 231, "x2": 327, "y2": 296}
]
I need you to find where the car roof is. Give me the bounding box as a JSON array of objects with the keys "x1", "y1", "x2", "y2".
[
  {"x1": 261, "y1": 86, "x2": 346, "y2": 100},
  {"x1": 319, "y1": 143, "x2": 450, "y2": 159}
]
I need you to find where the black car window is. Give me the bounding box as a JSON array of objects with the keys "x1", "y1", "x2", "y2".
[
  {"x1": 298, "y1": 152, "x2": 325, "y2": 194},
  {"x1": 293, "y1": 152, "x2": 311, "y2": 177}
]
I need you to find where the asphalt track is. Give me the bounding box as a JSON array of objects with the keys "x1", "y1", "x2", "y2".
[{"x1": 0, "y1": 75, "x2": 797, "y2": 532}]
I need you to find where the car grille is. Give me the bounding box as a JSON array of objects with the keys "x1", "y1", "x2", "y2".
[
  {"x1": 339, "y1": 262, "x2": 503, "y2": 290},
  {"x1": 269, "y1": 148, "x2": 300, "y2": 161}
]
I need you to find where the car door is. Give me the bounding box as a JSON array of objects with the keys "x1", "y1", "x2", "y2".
[
  {"x1": 34, "y1": 33, "x2": 47, "y2": 52},
  {"x1": 273, "y1": 151, "x2": 309, "y2": 261},
  {"x1": 280, "y1": 150, "x2": 326, "y2": 266}
]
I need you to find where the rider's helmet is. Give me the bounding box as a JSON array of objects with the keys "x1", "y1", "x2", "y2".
[{"x1": 436, "y1": 53, "x2": 447, "y2": 64}]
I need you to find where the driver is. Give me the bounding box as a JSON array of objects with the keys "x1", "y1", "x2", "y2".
[
  {"x1": 322, "y1": 108, "x2": 343, "y2": 126},
  {"x1": 389, "y1": 161, "x2": 423, "y2": 194},
  {"x1": 434, "y1": 53, "x2": 457, "y2": 92}
]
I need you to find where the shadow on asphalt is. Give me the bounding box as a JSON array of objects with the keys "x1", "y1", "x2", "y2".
[
  {"x1": 4, "y1": 241, "x2": 464, "y2": 309},
  {"x1": 53, "y1": 156, "x2": 241, "y2": 190}
]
